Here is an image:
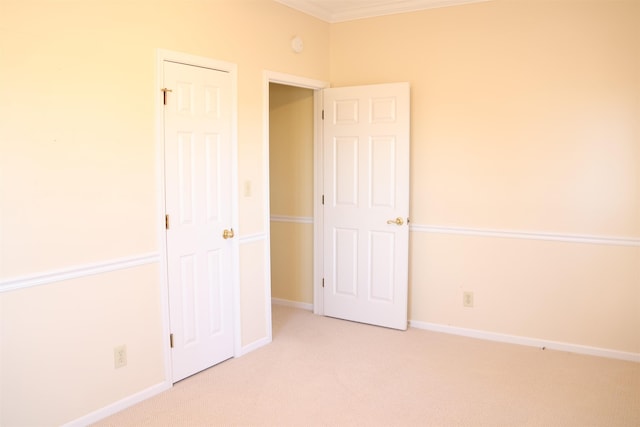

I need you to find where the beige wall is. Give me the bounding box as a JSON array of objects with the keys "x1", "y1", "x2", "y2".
[
  {"x1": 0, "y1": 1, "x2": 329, "y2": 425},
  {"x1": 269, "y1": 83, "x2": 314, "y2": 304},
  {"x1": 331, "y1": 0, "x2": 639, "y2": 353},
  {"x1": 1, "y1": 265, "x2": 164, "y2": 425},
  {"x1": 1, "y1": 0, "x2": 639, "y2": 424}
]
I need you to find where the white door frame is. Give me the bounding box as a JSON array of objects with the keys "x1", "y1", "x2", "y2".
[
  {"x1": 156, "y1": 49, "x2": 240, "y2": 384},
  {"x1": 263, "y1": 71, "x2": 328, "y2": 317}
]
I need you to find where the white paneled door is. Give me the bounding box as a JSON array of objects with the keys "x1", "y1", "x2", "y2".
[
  {"x1": 323, "y1": 83, "x2": 410, "y2": 330},
  {"x1": 164, "y1": 61, "x2": 234, "y2": 382}
]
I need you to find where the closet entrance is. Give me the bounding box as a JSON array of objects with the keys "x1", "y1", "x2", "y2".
[
  {"x1": 268, "y1": 83, "x2": 315, "y2": 311},
  {"x1": 266, "y1": 74, "x2": 410, "y2": 331}
]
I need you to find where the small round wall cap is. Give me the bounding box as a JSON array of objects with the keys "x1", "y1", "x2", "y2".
[{"x1": 291, "y1": 36, "x2": 304, "y2": 53}]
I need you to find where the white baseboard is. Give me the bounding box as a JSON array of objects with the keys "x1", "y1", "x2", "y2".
[
  {"x1": 62, "y1": 380, "x2": 171, "y2": 427},
  {"x1": 409, "y1": 320, "x2": 640, "y2": 363},
  {"x1": 272, "y1": 297, "x2": 313, "y2": 311},
  {"x1": 238, "y1": 336, "x2": 272, "y2": 357}
]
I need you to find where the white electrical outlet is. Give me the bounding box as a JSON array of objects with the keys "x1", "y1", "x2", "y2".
[
  {"x1": 114, "y1": 345, "x2": 127, "y2": 369},
  {"x1": 463, "y1": 291, "x2": 474, "y2": 308}
]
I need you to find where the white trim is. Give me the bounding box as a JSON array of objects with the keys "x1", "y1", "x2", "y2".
[
  {"x1": 0, "y1": 253, "x2": 159, "y2": 293},
  {"x1": 272, "y1": 297, "x2": 314, "y2": 311},
  {"x1": 264, "y1": 71, "x2": 329, "y2": 325},
  {"x1": 155, "y1": 48, "x2": 172, "y2": 392},
  {"x1": 312, "y1": 89, "x2": 325, "y2": 316},
  {"x1": 263, "y1": 236, "x2": 273, "y2": 347},
  {"x1": 156, "y1": 49, "x2": 240, "y2": 386},
  {"x1": 410, "y1": 224, "x2": 640, "y2": 247},
  {"x1": 274, "y1": 0, "x2": 491, "y2": 23},
  {"x1": 238, "y1": 336, "x2": 272, "y2": 357},
  {"x1": 270, "y1": 215, "x2": 313, "y2": 224},
  {"x1": 61, "y1": 381, "x2": 170, "y2": 427},
  {"x1": 266, "y1": 70, "x2": 329, "y2": 90},
  {"x1": 409, "y1": 320, "x2": 640, "y2": 363},
  {"x1": 263, "y1": 72, "x2": 274, "y2": 348},
  {"x1": 229, "y1": 65, "x2": 242, "y2": 364}
]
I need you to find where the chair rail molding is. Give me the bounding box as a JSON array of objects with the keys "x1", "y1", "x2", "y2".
[
  {"x1": 0, "y1": 252, "x2": 160, "y2": 293},
  {"x1": 410, "y1": 224, "x2": 640, "y2": 247},
  {"x1": 270, "y1": 215, "x2": 313, "y2": 224}
]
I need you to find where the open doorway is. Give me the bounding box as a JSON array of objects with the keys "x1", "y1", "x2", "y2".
[
  {"x1": 264, "y1": 72, "x2": 327, "y2": 339},
  {"x1": 265, "y1": 75, "x2": 411, "y2": 335},
  {"x1": 264, "y1": 74, "x2": 411, "y2": 339},
  {"x1": 268, "y1": 82, "x2": 315, "y2": 311}
]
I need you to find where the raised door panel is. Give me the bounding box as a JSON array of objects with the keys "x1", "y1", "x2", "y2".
[
  {"x1": 164, "y1": 60, "x2": 234, "y2": 382},
  {"x1": 323, "y1": 83, "x2": 410, "y2": 330}
]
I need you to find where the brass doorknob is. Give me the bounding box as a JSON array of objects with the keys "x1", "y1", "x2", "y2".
[
  {"x1": 386, "y1": 217, "x2": 404, "y2": 226},
  {"x1": 222, "y1": 228, "x2": 235, "y2": 239}
]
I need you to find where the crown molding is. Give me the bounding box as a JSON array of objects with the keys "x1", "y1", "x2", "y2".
[{"x1": 274, "y1": 0, "x2": 491, "y2": 23}]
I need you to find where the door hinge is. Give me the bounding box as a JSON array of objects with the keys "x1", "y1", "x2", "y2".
[
  {"x1": 169, "y1": 333, "x2": 174, "y2": 348},
  {"x1": 322, "y1": 278, "x2": 325, "y2": 288},
  {"x1": 165, "y1": 214, "x2": 170, "y2": 230},
  {"x1": 322, "y1": 109, "x2": 324, "y2": 120},
  {"x1": 322, "y1": 195, "x2": 324, "y2": 205},
  {"x1": 161, "y1": 88, "x2": 173, "y2": 105}
]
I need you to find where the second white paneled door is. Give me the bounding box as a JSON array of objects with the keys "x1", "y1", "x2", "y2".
[
  {"x1": 323, "y1": 83, "x2": 410, "y2": 330},
  {"x1": 164, "y1": 60, "x2": 235, "y2": 382}
]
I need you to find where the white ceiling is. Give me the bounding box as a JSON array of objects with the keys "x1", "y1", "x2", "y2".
[{"x1": 274, "y1": 0, "x2": 490, "y2": 23}]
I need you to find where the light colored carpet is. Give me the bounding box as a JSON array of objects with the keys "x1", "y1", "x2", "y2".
[{"x1": 95, "y1": 305, "x2": 640, "y2": 426}]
